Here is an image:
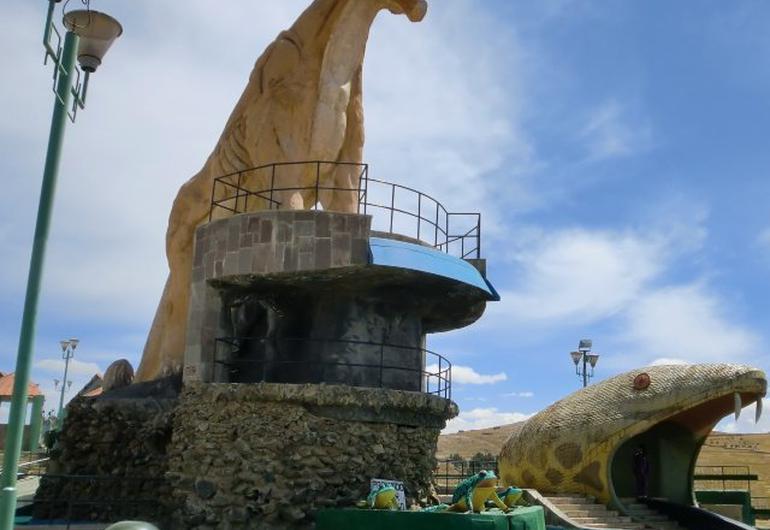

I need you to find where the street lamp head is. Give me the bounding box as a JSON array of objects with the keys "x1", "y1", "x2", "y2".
[
  {"x1": 570, "y1": 351, "x2": 582, "y2": 366},
  {"x1": 578, "y1": 338, "x2": 592, "y2": 352},
  {"x1": 59, "y1": 339, "x2": 70, "y2": 352},
  {"x1": 63, "y1": 10, "x2": 123, "y2": 72},
  {"x1": 586, "y1": 353, "x2": 600, "y2": 368},
  {"x1": 69, "y1": 338, "x2": 79, "y2": 350}
]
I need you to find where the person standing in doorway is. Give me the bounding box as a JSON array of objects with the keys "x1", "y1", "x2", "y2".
[{"x1": 632, "y1": 445, "x2": 650, "y2": 499}]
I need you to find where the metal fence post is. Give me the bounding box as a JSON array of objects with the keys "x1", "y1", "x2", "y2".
[
  {"x1": 379, "y1": 343, "x2": 385, "y2": 388},
  {"x1": 315, "y1": 162, "x2": 321, "y2": 209},
  {"x1": 269, "y1": 165, "x2": 276, "y2": 209}
]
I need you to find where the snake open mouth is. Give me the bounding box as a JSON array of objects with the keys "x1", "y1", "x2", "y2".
[{"x1": 608, "y1": 369, "x2": 766, "y2": 508}]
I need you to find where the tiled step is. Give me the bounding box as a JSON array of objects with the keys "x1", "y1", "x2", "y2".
[
  {"x1": 543, "y1": 493, "x2": 684, "y2": 530},
  {"x1": 550, "y1": 503, "x2": 618, "y2": 514},
  {"x1": 628, "y1": 512, "x2": 669, "y2": 522},
  {"x1": 645, "y1": 522, "x2": 682, "y2": 530},
  {"x1": 572, "y1": 514, "x2": 634, "y2": 522},
  {"x1": 547, "y1": 495, "x2": 596, "y2": 504},
  {"x1": 586, "y1": 523, "x2": 645, "y2": 530}
]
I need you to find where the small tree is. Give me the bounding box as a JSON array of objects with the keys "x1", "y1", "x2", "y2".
[
  {"x1": 468, "y1": 451, "x2": 497, "y2": 473},
  {"x1": 446, "y1": 452, "x2": 466, "y2": 472}
]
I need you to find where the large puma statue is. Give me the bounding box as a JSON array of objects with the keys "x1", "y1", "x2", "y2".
[{"x1": 136, "y1": 0, "x2": 428, "y2": 381}]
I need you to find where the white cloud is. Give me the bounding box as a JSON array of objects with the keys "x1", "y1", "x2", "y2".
[
  {"x1": 649, "y1": 358, "x2": 690, "y2": 366},
  {"x1": 718, "y1": 399, "x2": 769, "y2": 434},
  {"x1": 757, "y1": 227, "x2": 770, "y2": 256},
  {"x1": 428, "y1": 364, "x2": 507, "y2": 384},
  {"x1": 580, "y1": 99, "x2": 652, "y2": 161},
  {"x1": 12, "y1": 358, "x2": 106, "y2": 422},
  {"x1": 444, "y1": 407, "x2": 533, "y2": 434},
  {"x1": 490, "y1": 228, "x2": 663, "y2": 325},
  {"x1": 623, "y1": 284, "x2": 759, "y2": 363},
  {"x1": 500, "y1": 391, "x2": 535, "y2": 398},
  {"x1": 34, "y1": 358, "x2": 102, "y2": 378},
  {"x1": 475, "y1": 214, "x2": 764, "y2": 375},
  {"x1": 0, "y1": 1, "x2": 534, "y2": 336}
]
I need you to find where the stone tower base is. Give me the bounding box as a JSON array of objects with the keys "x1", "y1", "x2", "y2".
[
  {"x1": 35, "y1": 382, "x2": 457, "y2": 529},
  {"x1": 168, "y1": 383, "x2": 457, "y2": 529}
]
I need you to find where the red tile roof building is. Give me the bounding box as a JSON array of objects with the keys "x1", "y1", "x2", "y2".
[{"x1": 0, "y1": 372, "x2": 43, "y2": 401}]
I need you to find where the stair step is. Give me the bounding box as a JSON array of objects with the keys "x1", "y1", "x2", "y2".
[
  {"x1": 585, "y1": 523, "x2": 644, "y2": 530},
  {"x1": 630, "y1": 514, "x2": 668, "y2": 521},
  {"x1": 647, "y1": 523, "x2": 681, "y2": 530},
  {"x1": 572, "y1": 516, "x2": 634, "y2": 523},
  {"x1": 569, "y1": 510, "x2": 619, "y2": 517},
  {"x1": 546, "y1": 495, "x2": 596, "y2": 504},
  {"x1": 542, "y1": 493, "x2": 674, "y2": 530},
  {"x1": 551, "y1": 503, "x2": 615, "y2": 512}
]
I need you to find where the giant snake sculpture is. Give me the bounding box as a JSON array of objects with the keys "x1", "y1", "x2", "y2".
[
  {"x1": 499, "y1": 363, "x2": 766, "y2": 510},
  {"x1": 136, "y1": 0, "x2": 428, "y2": 381}
]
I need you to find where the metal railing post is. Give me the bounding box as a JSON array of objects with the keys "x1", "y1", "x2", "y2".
[
  {"x1": 417, "y1": 193, "x2": 422, "y2": 241},
  {"x1": 269, "y1": 165, "x2": 276, "y2": 210},
  {"x1": 477, "y1": 214, "x2": 481, "y2": 258},
  {"x1": 315, "y1": 161, "x2": 321, "y2": 209},
  {"x1": 235, "y1": 171, "x2": 243, "y2": 213},
  {"x1": 447, "y1": 364, "x2": 452, "y2": 400},
  {"x1": 434, "y1": 205, "x2": 439, "y2": 248},
  {"x1": 379, "y1": 343, "x2": 385, "y2": 388},
  {"x1": 209, "y1": 178, "x2": 217, "y2": 222},
  {"x1": 445, "y1": 212, "x2": 449, "y2": 254},
  {"x1": 244, "y1": 170, "x2": 249, "y2": 212}
]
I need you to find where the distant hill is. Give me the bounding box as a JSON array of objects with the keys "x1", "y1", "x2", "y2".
[{"x1": 437, "y1": 423, "x2": 520, "y2": 460}]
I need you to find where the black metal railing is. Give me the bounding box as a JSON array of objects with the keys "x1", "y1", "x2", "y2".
[
  {"x1": 433, "y1": 458, "x2": 499, "y2": 495},
  {"x1": 214, "y1": 336, "x2": 452, "y2": 399},
  {"x1": 208, "y1": 161, "x2": 481, "y2": 259},
  {"x1": 753, "y1": 497, "x2": 770, "y2": 519},
  {"x1": 694, "y1": 465, "x2": 758, "y2": 493},
  {"x1": 643, "y1": 497, "x2": 757, "y2": 530},
  {"x1": 0, "y1": 451, "x2": 47, "y2": 475},
  {"x1": 16, "y1": 473, "x2": 169, "y2": 529}
]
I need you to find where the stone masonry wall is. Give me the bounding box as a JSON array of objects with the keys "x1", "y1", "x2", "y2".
[
  {"x1": 34, "y1": 395, "x2": 176, "y2": 524},
  {"x1": 167, "y1": 383, "x2": 457, "y2": 529},
  {"x1": 184, "y1": 211, "x2": 371, "y2": 383}
]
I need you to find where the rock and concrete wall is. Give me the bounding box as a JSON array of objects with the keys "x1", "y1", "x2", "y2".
[
  {"x1": 35, "y1": 382, "x2": 456, "y2": 529},
  {"x1": 34, "y1": 395, "x2": 176, "y2": 523},
  {"x1": 167, "y1": 382, "x2": 456, "y2": 529}
]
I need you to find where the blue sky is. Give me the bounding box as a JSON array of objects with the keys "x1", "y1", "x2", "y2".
[{"x1": 1, "y1": 1, "x2": 768, "y2": 434}]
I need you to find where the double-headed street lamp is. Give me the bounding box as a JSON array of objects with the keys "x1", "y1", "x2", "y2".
[
  {"x1": 56, "y1": 338, "x2": 79, "y2": 423},
  {"x1": 0, "y1": 2, "x2": 122, "y2": 528},
  {"x1": 570, "y1": 338, "x2": 600, "y2": 388}
]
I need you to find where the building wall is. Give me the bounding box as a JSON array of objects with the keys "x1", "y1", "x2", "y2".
[{"x1": 0, "y1": 424, "x2": 31, "y2": 450}]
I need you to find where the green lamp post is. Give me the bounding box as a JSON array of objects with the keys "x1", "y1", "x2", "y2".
[{"x1": 0, "y1": 3, "x2": 122, "y2": 528}]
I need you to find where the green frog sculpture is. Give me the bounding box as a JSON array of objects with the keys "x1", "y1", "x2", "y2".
[
  {"x1": 426, "y1": 470, "x2": 509, "y2": 513},
  {"x1": 356, "y1": 484, "x2": 399, "y2": 510},
  {"x1": 495, "y1": 486, "x2": 523, "y2": 508}
]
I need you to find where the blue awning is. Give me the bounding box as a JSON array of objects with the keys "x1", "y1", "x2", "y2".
[{"x1": 369, "y1": 237, "x2": 499, "y2": 300}]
